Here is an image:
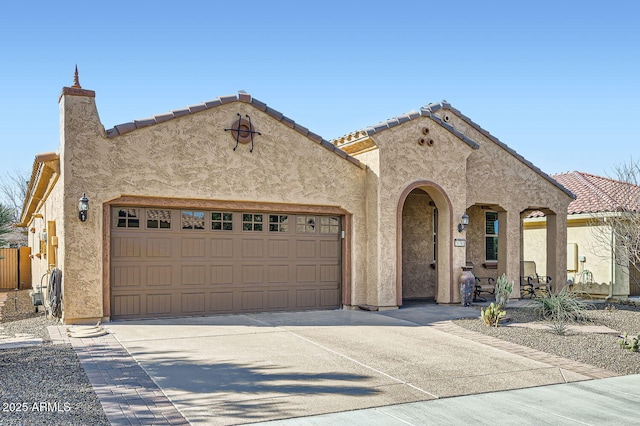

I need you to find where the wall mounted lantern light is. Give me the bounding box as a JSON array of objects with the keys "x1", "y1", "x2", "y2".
[
  {"x1": 78, "y1": 193, "x2": 89, "y2": 222},
  {"x1": 457, "y1": 212, "x2": 469, "y2": 232}
]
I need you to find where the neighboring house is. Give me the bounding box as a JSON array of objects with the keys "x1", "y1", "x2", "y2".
[
  {"x1": 524, "y1": 171, "x2": 640, "y2": 298},
  {"x1": 1, "y1": 226, "x2": 27, "y2": 248},
  {"x1": 18, "y1": 71, "x2": 574, "y2": 323}
]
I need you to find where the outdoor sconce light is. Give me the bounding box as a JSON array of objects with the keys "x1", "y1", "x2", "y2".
[
  {"x1": 457, "y1": 212, "x2": 469, "y2": 232},
  {"x1": 78, "y1": 193, "x2": 89, "y2": 222}
]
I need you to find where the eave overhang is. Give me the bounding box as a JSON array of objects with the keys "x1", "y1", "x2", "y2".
[{"x1": 17, "y1": 152, "x2": 60, "y2": 227}]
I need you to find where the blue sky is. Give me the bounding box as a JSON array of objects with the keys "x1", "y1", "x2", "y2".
[{"x1": 1, "y1": 1, "x2": 638, "y2": 180}]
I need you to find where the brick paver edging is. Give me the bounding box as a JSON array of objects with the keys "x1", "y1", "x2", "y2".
[
  {"x1": 432, "y1": 320, "x2": 619, "y2": 379},
  {"x1": 53, "y1": 326, "x2": 190, "y2": 426}
]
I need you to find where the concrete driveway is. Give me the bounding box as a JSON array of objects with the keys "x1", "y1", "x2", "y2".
[{"x1": 102, "y1": 304, "x2": 590, "y2": 425}]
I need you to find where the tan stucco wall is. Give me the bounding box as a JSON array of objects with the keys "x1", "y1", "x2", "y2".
[
  {"x1": 357, "y1": 148, "x2": 380, "y2": 306},
  {"x1": 25, "y1": 163, "x2": 64, "y2": 300},
  {"x1": 367, "y1": 117, "x2": 474, "y2": 305},
  {"x1": 27, "y1": 216, "x2": 48, "y2": 291},
  {"x1": 524, "y1": 217, "x2": 630, "y2": 298},
  {"x1": 438, "y1": 111, "x2": 573, "y2": 294},
  {"x1": 58, "y1": 92, "x2": 367, "y2": 322}
]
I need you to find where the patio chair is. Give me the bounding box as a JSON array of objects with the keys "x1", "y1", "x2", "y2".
[
  {"x1": 520, "y1": 261, "x2": 552, "y2": 298},
  {"x1": 473, "y1": 276, "x2": 495, "y2": 302}
]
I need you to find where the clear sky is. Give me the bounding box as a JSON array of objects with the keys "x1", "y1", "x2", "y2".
[{"x1": 1, "y1": 1, "x2": 638, "y2": 180}]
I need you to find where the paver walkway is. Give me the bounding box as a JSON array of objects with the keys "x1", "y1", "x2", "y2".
[{"x1": 48, "y1": 326, "x2": 189, "y2": 425}]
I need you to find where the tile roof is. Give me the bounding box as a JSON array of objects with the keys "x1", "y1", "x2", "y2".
[
  {"x1": 104, "y1": 92, "x2": 364, "y2": 169},
  {"x1": 333, "y1": 101, "x2": 574, "y2": 199},
  {"x1": 549, "y1": 171, "x2": 640, "y2": 216},
  {"x1": 332, "y1": 107, "x2": 479, "y2": 150}
]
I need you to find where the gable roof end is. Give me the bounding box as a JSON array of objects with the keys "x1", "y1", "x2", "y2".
[
  {"x1": 333, "y1": 105, "x2": 481, "y2": 153},
  {"x1": 426, "y1": 102, "x2": 575, "y2": 200},
  {"x1": 104, "y1": 92, "x2": 364, "y2": 169},
  {"x1": 357, "y1": 108, "x2": 480, "y2": 150}
]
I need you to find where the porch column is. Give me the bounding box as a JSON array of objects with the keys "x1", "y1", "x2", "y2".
[
  {"x1": 498, "y1": 210, "x2": 521, "y2": 295},
  {"x1": 546, "y1": 213, "x2": 568, "y2": 291}
]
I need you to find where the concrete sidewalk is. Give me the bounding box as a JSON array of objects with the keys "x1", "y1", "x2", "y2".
[
  {"x1": 256, "y1": 374, "x2": 640, "y2": 425},
  {"x1": 52, "y1": 302, "x2": 640, "y2": 425}
]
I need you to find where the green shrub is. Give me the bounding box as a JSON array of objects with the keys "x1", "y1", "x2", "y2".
[
  {"x1": 480, "y1": 303, "x2": 506, "y2": 327},
  {"x1": 548, "y1": 320, "x2": 570, "y2": 336},
  {"x1": 618, "y1": 333, "x2": 640, "y2": 352},
  {"x1": 528, "y1": 287, "x2": 593, "y2": 323}
]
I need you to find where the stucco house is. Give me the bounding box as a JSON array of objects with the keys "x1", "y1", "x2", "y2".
[
  {"x1": 19, "y1": 71, "x2": 574, "y2": 323},
  {"x1": 524, "y1": 171, "x2": 640, "y2": 299}
]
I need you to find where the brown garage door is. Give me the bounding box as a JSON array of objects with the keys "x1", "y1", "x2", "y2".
[{"x1": 110, "y1": 207, "x2": 341, "y2": 319}]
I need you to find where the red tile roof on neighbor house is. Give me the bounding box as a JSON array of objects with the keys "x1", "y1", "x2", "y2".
[{"x1": 550, "y1": 171, "x2": 640, "y2": 216}]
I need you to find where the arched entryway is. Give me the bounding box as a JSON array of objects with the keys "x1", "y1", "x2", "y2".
[{"x1": 397, "y1": 182, "x2": 453, "y2": 305}]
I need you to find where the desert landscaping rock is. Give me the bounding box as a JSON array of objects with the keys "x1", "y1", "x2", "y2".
[
  {"x1": 454, "y1": 303, "x2": 640, "y2": 376},
  {"x1": 0, "y1": 290, "x2": 109, "y2": 426}
]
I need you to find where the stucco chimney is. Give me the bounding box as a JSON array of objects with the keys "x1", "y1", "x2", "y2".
[{"x1": 57, "y1": 66, "x2": 106, "y2": 323}]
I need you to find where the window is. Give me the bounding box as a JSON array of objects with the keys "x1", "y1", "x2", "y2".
[
  {"x1": 147, "y1": 209, "x2": 171, "y2": 229},
  {"x1": 212, "y1": 212, "x2": 233, "y2": 231},
  {"x1": 181, "y1": 211, "x2": 205, "y2": 230},
  {"x1": 242, "y1": 213, "x2": 263, "y2": 231},
  {"x1": 296, "y1": 216, "x2": 316, "y2": 233},
  {"x1": 116, "y1": 208, "x2": 140, "y2": 228},
  {"x1": 269, "y1": 215, "x2": 289, "y2": 232},
  {"x1": 485, "y1": 211, "x2": 498, "y2": 261},
  {"x1": 320, "y1": 217, "x2": 339, "y2": 234}
]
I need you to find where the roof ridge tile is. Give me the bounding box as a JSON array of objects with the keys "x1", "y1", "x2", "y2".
[
  {"x1": 204, "y1": 99, "x2": 222, "y2": 108},
  {"x1": 250, "y1": 98, "x2": 267, "y2": 111},
  {"x1": 188, "y1": 104, "x2": 207, "y2": 114},
  {"x1": 219, "y1": 95, "x2": 238, "y2": 104}
]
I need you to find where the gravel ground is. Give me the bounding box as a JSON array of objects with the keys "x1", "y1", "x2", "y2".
[
  {"x1": 0, "y1": 290, "x2": 110, "y2": 426},
  {"x1": 454, "y1": 301, "x2": 640, "y2": 375}
]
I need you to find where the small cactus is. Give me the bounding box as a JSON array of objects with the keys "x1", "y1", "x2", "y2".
[
  {"x1": 495, "y1": 274, "x2": 514, "y2": 307},
  {"x1": 480, "y1": 303, "x2": 506, "y2": 327}
]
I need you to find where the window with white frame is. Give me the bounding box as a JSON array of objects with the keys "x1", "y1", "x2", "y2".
[
  {"x1": 211, "y1": 212, "x2": 233, "y2": 231},
  {"x1": 485, "y1": 211, "x2": 498, "y2": 261},
  {"x1": 116, "y1": 208, "x2": 141, "y2": 228},
  {"x1": 181, "y1": 211, "x2": 205, "y2": 230},
  {"x1": 242, "y1": 213, "x2": 263, "y2": 231},
  {"x1": 268, "y1": 214, "x2": 289, "y2": 232},
  {"x1": 147, "y1": 209, "x2": 172, "y2": 229}
]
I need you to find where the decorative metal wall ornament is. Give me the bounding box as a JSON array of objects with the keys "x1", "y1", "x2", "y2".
[{"x1": 225, "y1": 113, "x2": 261, "y2": 152}]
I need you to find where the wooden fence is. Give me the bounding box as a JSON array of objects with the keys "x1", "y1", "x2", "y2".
[{"x1": 0, "y1": 247, "x2": 31, "y2": 290}]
